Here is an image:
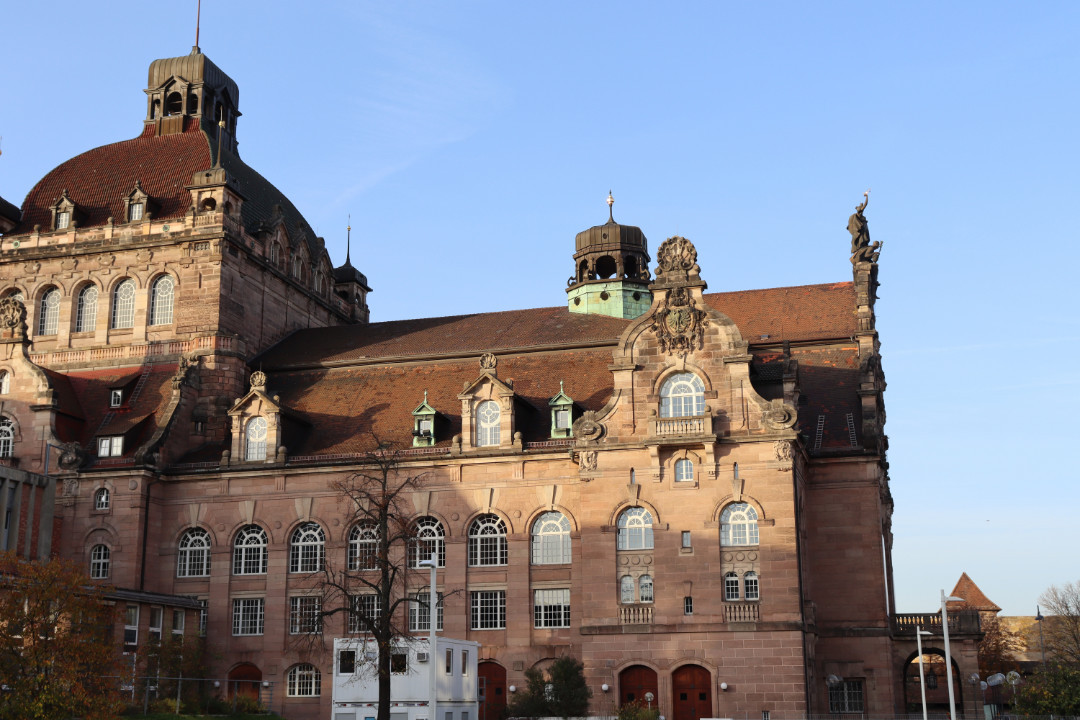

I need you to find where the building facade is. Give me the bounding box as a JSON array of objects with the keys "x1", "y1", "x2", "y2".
[{"x1": 0, "y1": 46, "x2": 984, "y2": 720}]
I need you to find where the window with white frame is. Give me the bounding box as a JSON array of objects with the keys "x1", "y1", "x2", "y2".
[
  {"x1": 90, "y1": 544, "x2": 110, "y2": 579},
  {"x1": 0, "y1": 371, "x2": 8, "y2": 394},
  {"x1": 659, "y1": 372, "x2": 705, "y2": 417},
  {"x1": 468, "y1": 514, "x2": 507, "y2": 566},
  {"x1": 128, "y1": 202, "x2": 144, "y2": 222},
  {"x1": 97, "y1": 436, "x2": 123, "y2": 457},
  {"x1": 197, "y1": 598, "x2": 208, "y2": 636},
  {"x1": 470, "y1": 590, "x2": 506, "y2": 630},
  {"x1": 94, "y1": 488, "x2": 110, "y2": 511},
  {"x1": 172, "y1": 609, "x2": 185, "y2": 637},
  {"x1": 828, "y1": 679, "x2": 864, "y2": 713},
  {"x1": 148, "y1": 607, "x2": 163, "y2": 643},
  {"x1": 533, "y1": 588, "x2": 570, "y2": 628},
  {"x1": 0, "y1": 418, "x2": 12, "y2": 458},
  {"x1": 109, "y1": 389, "x2": 123, "y2": 407},
  {"x1": 616, "y1": 507, "x2": 654, "y2": 550},
  {"x1": 111, "y1": 279, "x2": 135, "y2": 329},
  {"x1": 287, "y1": 664, "x2": 321, "y2": 697},
  {"x1": 720, "y1": 503, "x2": 759, "y2": 546},
  {"x1": 290, "y1": 522, "x2": 325, "y2": 573},
  {"x1": 56, "y1": 211, "x2": 70, "y2": 230},
  {"x1": 177, "y1": 527, "x2": 212, "y2": 577},
  {"x1": 475, "y1": 400, "x2": 501, "y2": 447},
  {"x1": 674, "y1": 458, "x2": 694, "y2": 482},
  {"x1": 349, "y1": 594, "x2": 381, "y2": 633},
  {"x1": 123, "y1": 605, "x2": 139, "y2": 652},
  {"x1": 149, "y1": 275, "x2": 175, "y2": 326},
  {"x1": 639, "y1": 575, "x2": 654, "y2": 603},
  {"x1": 348, "y1": 521, "x2": 378, "y2": 571},
  {"x1": 744, "y1": 571, "x2": 760, "y2": 601},
  {"x1": 724, "y1": 572, "x2": 740, "y2": 601},
  {"x1": 531, "y1": 511, "x2": 571, "y2": 565},
  {"x1": 684, "y1": 596, "x2": 694, "y2": 615},
  {"x1": 38, "y1": 288, "x2": 60, "y2": 335},
  {"x1": 232, "y1": 597, "x2": 265, "y2": 635},
  {"x1": 233, "y1": 525, "x2": 268, "y2": 575},
  {"x1": 620, "y1": 575, "x2": 634, "y2": 604},
  {"x1": 75, "y1": 285, "x2": 98, "y2": 333},
  {"x1": 410, "y1": 516, "x2": 445, "y2": 568},
  {"x1": 409, "y1": 590, "x2": 444, "y2": 632},
  {"x1": 289, "y1": 596, "x2": 322, "y2": 634},
  {"x1": 244, "y1": 417, "x2": 268, "y2": 461}
]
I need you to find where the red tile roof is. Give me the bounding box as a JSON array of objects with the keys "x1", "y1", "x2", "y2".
[{"x1": 949, "y1": 572, "x2": 1002, "y2": 612}]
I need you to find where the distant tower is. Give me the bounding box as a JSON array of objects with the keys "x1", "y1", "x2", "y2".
[{"x1": 566, "y1": 192, "x2": 652, "y2": 319}]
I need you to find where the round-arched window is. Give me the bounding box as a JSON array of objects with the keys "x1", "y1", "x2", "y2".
[
  {"x1": 349, "y1": 521, "x2": 379, "y2": 571},
  {"x1": 411, "y1": 516, "x2": 445, "y2": 568},
  {"x1": 76, "y1": 285, "x2": 98, "y2": 333},
  {"x1": 111, "y1": 279, "x2": 136, "y2": 329},
  {"x1": 38, "y1": 288, "x2": 60, "y2": 335},
  {"x1": 617, "y1": 507, "x2": 654, "y2": 550},
  {"x1": 531, "y1": 511, "x2": 571, "y2": 565},
  {"x1": 177, "y1": 527, "x2": 212, "y2": 577},
  {"x1": 674, "y1": 458, "x2": 694, "y2": 482},
  {"x1": 720, "y1": 503, "x2": 759, "y2": 546},
  {"x1": 245, "y1": 417, "x2": 268, "y2": 461},
  {"x1": 149, "y1": 275, "x2": 175, "y2": 326},
  {"x1": 468, "y1": 514, "x2": 507, "y2": 566},
  {"x1": 659, "y1": 372, "x2": 705, "y2": 418},
  {"x1": 233, "y1": 525, "x2": 268, "y2": 575},
  {"x1": 289, "y1": 522, "x2": 325, "y2": 573},
  {"x1": 476, "y1": 400, "x2": 500, "y2": 447}
]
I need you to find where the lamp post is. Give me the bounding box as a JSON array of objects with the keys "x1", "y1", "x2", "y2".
[
  {"x1": 940, "y1": 590, "x2": 964, "y2": 720},
  {"x1": 418, "y1": 553, "x2": 439, "y2": 720},
  {"x1": 1035, "y1": 606, "x2": 1047, "y2": 666},
  {"x1": 916, "y1": 626, "x2": 933, "y2": 720}
]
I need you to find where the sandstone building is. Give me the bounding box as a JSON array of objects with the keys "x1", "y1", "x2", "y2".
[{"x1": 0, "y1": 46, "x2": 983, "y2": 720}]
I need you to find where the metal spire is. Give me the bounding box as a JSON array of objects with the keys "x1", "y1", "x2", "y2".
[
  {"x1": 345, "y1": 215, "x2": 352, "y2": 266},
  {"x1": 607, "y1": 190, "x2": 615, "y2": 222}
]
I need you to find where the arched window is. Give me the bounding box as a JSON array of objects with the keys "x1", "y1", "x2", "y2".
[
  {"x1": 313, "y1": 268, "x2": 324, "y2": 295},
  {"x1": 724, "y1": 572, "x2": 740, "y2": 601},
  {"x1": 245, "y1": 417, "x2": 268, "y2": 461},
  {"x1": 0, "y1": 371, "x2": 8, "y2": 394},
  {"x1": 90, "y1": 544, "x2": 110, "y2": 579},
  {"x1": 149, "y1": 275, "x2": 175, "y2": 326},
  {"x1": 286, "y1": 663, "x2": 321, "y2": 697},
  {"x1": 639, "y1": 575, "x2": 654, "y2": 603},
  {"x1": 293, "y1": 256, "x2": 305, "y2": 280},
  {"x1": 111, "y1": 279, "x2": 135, "y2": 329},
  {"x1": 75, "y1": 285, "x2": 98, "y2": 333},
  {"x1": 269, "y1": 242, "x2": 280, "y2": 266},
  {"x1": 348, "y1": 521, "x2": 378, "y2": 571},
  {"x1": 0, "y1": 418, "x2": 14, "y2": 458},
  {"x1": 659, "y1": 372, "x2": 705, "y2": 418},
  {"x1": 38, "y1": 288, "x2": 60, "y2": 335},
  {"x1": 616, "y1": 507, "x2": 654, "y2": 550},
  {"x1": 233, "y1": 525, "x2": 268, "y2": 575},
  {"x1": 94, "y1": 488, "x2": 110, "y2": 511},
  {"x1": 165, "y1": 91, "x2": 183, "y2": 116},
  {"x1": 674, "y1": 458, "x2": 694, "y2": 482},
  {"x1": 411, "y1": 516, "x2": 445, "y2": 568},
  {"x1": 290, "y1": 522, "x2": 325, "y2": 573},
  {"x1": 531, "y1": 511, "x2": 571, "y2": 565},
  {"x1": 177, "y1": 528, "x2": 212, "y2": 578},
  {"x1": 476, "y1": 400, "x2": 500, "y2": 447},
  {"x1": 620, "y1": 575, "x2": 634, "y2": 604},
  {"x1": 720, "y1": 503, "x2": 759, "y2": 546},
  {"x1": 744, "y1": 571, "x2": 760, "y2": 601},
  {"x1": 468, "y1": 514, "x2": 507, "y2": 567}
]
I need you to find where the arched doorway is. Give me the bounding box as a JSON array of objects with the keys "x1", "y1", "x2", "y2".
[
  {"x1": 619, "y1": 665, "x2": 659, "y2": 708},
  {"x1": 227, "y1": 663, "x2": 262, "y2": 701},
  {"x1": 672, "y1": 665, "x2": 712, "y2": 720},
  {"x1": 903, "y1": 650, "x2": 964, "y2": 716},
  {"x1": 479, "y1": 661, "x2": 507, "y2": 720}
]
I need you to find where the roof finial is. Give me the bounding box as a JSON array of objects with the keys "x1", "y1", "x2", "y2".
[
  {"x1": 607, "y1": 190, "x2": 615, "y2": 223},
  {"x1": 346, "y1": 215, "x2": 352, "y2": 266},
  {"x1": 194, "y1": 0, "x2": 202, "y2": 53},
  {"x1": 214, "y1": 119, "x2": 224, "y2": 167}
]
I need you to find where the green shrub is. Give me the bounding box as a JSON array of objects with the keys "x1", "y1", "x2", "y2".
[
  {"x1": 232, "y1": 693, "x2": 264, "y2": 714},
  {"x1": 617, "y1": 699, "x2": 660, "y2": 720}
]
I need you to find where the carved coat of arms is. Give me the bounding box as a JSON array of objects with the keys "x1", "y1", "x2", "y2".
[{"x1": 651, "y1": 286, "x2": 708, "y2": 357}]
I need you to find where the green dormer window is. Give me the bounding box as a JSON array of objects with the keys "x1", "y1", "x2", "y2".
[
  {"x1": 548, "y1": 381, "x2": 575, "y2": 439},
  {"x1": 412, "y1": 391, "x2": 437, "y2": 447}
]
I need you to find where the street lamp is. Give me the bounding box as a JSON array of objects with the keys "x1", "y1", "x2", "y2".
[
  {"x1": 417, "y1": 553, "x2": 439, "y2": 720},
  {"x1": 915, "y1": 626, "x2": 933, "y2": 720},
  {"x1": 940, "y1": 590, "x2": 964, "y2": 720}
]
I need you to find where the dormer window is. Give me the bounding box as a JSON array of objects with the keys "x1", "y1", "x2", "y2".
[
  {"x1": 476, "y1": 401, "x2": 501, "y2": 447},
  {"x1": 123, "y1": 181, "x2": 154, "y2": 223},
  {"x1": 110, "y1": 389, "x2": 123, "y2": 408},
  {"x1": 411, "y1": 391, "x2": 437, "y2": 447},
  {"x1": 98, "y1": 436, "x2": 123, "y2": 457},
  {"x1": 548, "y1": 381, "x2": 575, "y2": 439},
  {"x1": 56, "y1": 211, "x2": 70, "y2": 230},
  {"x1": 128, "y1": 203, "x2": 144, "y2": 222},
  {"x1": 51, "y1": 189, "x2": 79, "y2": 231}
]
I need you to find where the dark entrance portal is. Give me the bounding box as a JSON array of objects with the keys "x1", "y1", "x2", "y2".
[
  {"x1": 672, "y1": 665, "x2": 712, "y2": 720},
  {"x1": 619, "y1": 665, "x2": 659, "y2": 707},
  {"x1": 479, "y1": 661, "x2": 507, "y2": 720}
]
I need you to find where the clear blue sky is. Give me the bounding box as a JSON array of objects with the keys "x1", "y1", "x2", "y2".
[{"x1": 2, "y1": 2, "x2": 1077, "y2": 616}]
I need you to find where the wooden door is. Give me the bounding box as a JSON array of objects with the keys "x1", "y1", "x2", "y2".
[
  {"x1": 619, "y1": 665, "x2": 659, "y2": 708},
  {"x1": 479, "y1": 661, "x2": 507, "y2": 720},
  {"x1": 672, "y1": 665, "x2": 712, "y2": 720}
]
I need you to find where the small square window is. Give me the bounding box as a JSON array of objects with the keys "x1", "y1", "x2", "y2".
[
  {"x1": 98, "y1": 436, "x2": 123, "y2": 457},
  {"x1": 110, "y1": 389, "x2": 123, "y2": 407}
]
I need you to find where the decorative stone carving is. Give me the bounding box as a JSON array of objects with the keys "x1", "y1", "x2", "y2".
[
  {"x1": 250, "y1": 370, "x2": 267, "y2": 390},
  {"x1": 0, "y1": 297, "x2": 26, "y2": 330},
  {"x1": 774, "y1": 440, "x2": 793, "y2": 463},
  {"x1": 655, "y1": 235, "x2": 700, "y2": 278},
  {"x1": 60, "y1": 257, "x2": 78, "y2": 272},
  {"x1": 572, "y1": 411, "x2": 603, "y2": 443},
  {"x1": 479, "y1": 353, "x2": 497, "y2": 371},
  {"x1": 848, "y1": 191, "x2": 882, "y2": 265},
  {"x1": 579, "y1": 450, "x2": 597, "y2": 472},
  {"x1": 136, "y1": 249, "x2": 154, "y2": 264},
  {"x1": 22, "y1": 262, "x2": 40, "y2": 276},
  {"x1": 61, "y1": 478, "x2": 79, "y2": 497},
  {"x1": 172, "y1": 356, "x2": 194, "y2": 389},
  {"x1": 762, "y1": 399, "x2": 797, "y2": 430},
  {"x1": 57, "y1": 442, "x2": 87, "y2": 470},
  {"x1": 98, "y1": 254, "x2": 116, "y2": 268},
  {"x1": 651, "y1": 285, "x2": 709, "y2": 357}
]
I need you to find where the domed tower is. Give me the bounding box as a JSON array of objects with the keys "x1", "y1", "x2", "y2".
[
  {"x1": 144, "y1": 45, "x2": 241, "y2": 155},
  {"x1": 566, "y1": 193, "x2": 652, "y2": 319}
]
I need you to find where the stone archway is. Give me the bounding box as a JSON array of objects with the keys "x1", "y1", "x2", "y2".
[
  {"x1": 227, "y1": 662, "x2": 261, "y2": 701},
  {"x1": 619, "y1": 665, "x2": 659, "y2": 708},
  {"x1": 903, "y1": 650, "x2": 964, "y2": 716},
  {"x1": 479, "y1": 661, "x2": 507, "y2": 720},
  {"x1": 672, "y1": 664, "x2": 712, "y2": 720}
]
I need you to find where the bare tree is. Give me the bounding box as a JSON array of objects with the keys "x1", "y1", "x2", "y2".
[
  {"x1": 307, "y1": 440, "x2": 442, "y2": 720},
  {"x1": 1039, "y1": 580, "x2": 1080, "y2": 664}
]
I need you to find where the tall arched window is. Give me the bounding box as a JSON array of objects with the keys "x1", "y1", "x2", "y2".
[
  {"x1": 290, "y1": 522, "x2": 325, "y2": 573},
  {"x1": 94, "y1": 488, "x2": 110, "y2": 511},
  {"x1": 659, "y1": 372, "x2": 705, "y2": 417},
  {"x1": 720, "y1": 503, "x2": 759, "y2": 546},
  {"x1": 149, "y1": 275, "x2": 175, "y2": 326},
  {"x1": 348, "y1": 521, "x2": 378, "y2": 571},
  {"x1": 410, "y1": 517, "x2": 445, "y2": 568},
  {"x1": 476, "y1": 400, "x2": 501, "y2": 447},
  {"x1": 468, "y1": 514, "x2": 507, "y2": 566},
  {"x1": 0, "y1": 418, "x2": 14, "y2": 458},
  {"x1": 177, "y1": 528, "x2": 212, "y2": 577},
  {"x1": 38, "y1": 288, "x2": 60, "y2": 335},
  {"x1": 616, "y1": 507, "x2": 654, "y2": 550},
  {"x1": 531, "y1": 511, "x2": 571, "y2": 565},
  {"x1": 90, "y1": 544, "x2": 110, "y2": 579},
  {"x1": 111, "y1": 279, "x2": 135, "y2": 329},
  {"x1": 75, "y1": 285, "x2": 98, "y2": 332},
  {"x1": 286, "y1": 664, "x2": 321, "y2": 697},
  {"x1": 233, "y1": 525, "x2": 268, "y2": 575},
  {"x1": 639, "y1": 575, "x2": 654, "y2": 603},
  {"x1": 245, "y1": 417, "x2": 268, "y2": 461},
  {"x1": 620, "y1": 575, "x2": 634, "y2": 604},
  {"x1": 674, "y1": 458, "x2": 694, "y2": 482}
]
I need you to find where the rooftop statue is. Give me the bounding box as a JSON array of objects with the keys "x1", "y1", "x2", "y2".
[{"x1": 848, "y1": 190, "x2": 882, "y2": 265}]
